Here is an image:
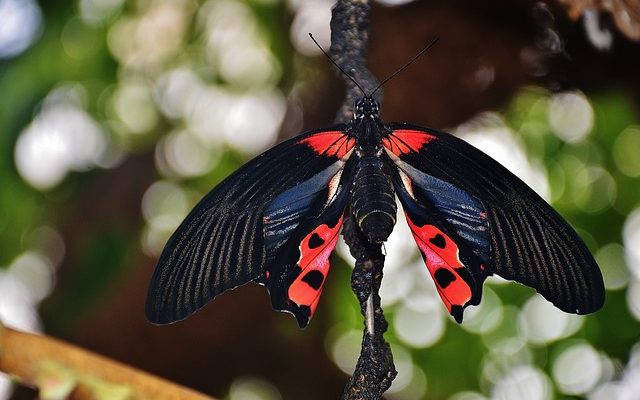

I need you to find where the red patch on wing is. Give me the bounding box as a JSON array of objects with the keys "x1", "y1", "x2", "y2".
[
  {"x1": 288, "y1": 215, "x2": 344, "y2": 320},
  {"x1": 383, "y1": 129, "x2": 436, "y2": 156},
  {"x1": 300, "y1": 131, "x2": 355, "y2": 159},
  {"x1": 405, "y1": 214, "x2": 473, "y2": 321}
]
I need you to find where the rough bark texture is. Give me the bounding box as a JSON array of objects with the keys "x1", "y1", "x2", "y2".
[
  {"x1": 330, "y1": 1, "x2": 397, "y2": 399},
  {"x1": 330, "y1": 0, "x2": 381, "y2": 123},
  {"x1": 341, "y1": 219, "x2": 397, "y2": 400}
]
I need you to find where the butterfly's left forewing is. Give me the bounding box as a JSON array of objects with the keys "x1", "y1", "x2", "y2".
[
  {"x1": 146, "y1": 128, "x2": 355, "y2": 325},
  {"x1": 383, "y1": 125, "x2": 604, "y2": 321}
]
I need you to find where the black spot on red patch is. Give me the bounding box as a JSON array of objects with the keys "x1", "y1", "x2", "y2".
[
  {"x1": 308, "y1": 233, "x2": 325, "y2": 249},
  {"x1": 434, "y1": 268, "x2": 456, "y2": 288},
  {"x1": 429, "y1": 234, "x2": 446, "y2": 249},
  {"x1": 302, "y1": 270, "x2": 325, "y2": 290}
]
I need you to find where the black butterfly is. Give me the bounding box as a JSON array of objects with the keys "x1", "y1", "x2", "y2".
[{"x1": 146, "y1": 40, "x2": 604, "y2": 328}]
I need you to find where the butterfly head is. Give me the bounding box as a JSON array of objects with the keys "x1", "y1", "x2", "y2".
[{"x1": 354, "y1": 97, "x2": 380, "y2": 121}]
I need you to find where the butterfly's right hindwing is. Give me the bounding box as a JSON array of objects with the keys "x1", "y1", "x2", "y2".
[
  {"x1": 390, "y1": 165, "x2": 489, "y2": 322},
  {"x1": 146, "y1": 128, "x2": 355, "y2": 324}
]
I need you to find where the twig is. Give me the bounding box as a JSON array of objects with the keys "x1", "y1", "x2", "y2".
[
  {"x1": 330, "y1": 0, "x2": 381, "y2": 123},
  {"x1": 329, "y1": 1, "x2": 397, "y2": 398},
  {"x1": 341, "y1": 219, "x2": 396, "y2": 400},
  {"x1": 0, "y1": 322, "x2": 213, "y2": 400}
]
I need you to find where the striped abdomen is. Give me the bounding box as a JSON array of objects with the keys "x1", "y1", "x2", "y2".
[{"x1": 350, "y1": 156, "x2": 397, "y2": 243}]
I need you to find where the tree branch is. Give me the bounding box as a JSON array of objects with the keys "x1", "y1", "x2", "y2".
[
  {"x1": 0, "y1": 322, "x2": 213, "y2": 400},
  {"x1": 330, "y1": 0, "x2": 381, "y2": 124},
  {"x1": 329, "y1": 1, "x2": 397, "y2": 398},
  {"x1": 341, "y1": 219, "x2": 396, "y2": 400}
]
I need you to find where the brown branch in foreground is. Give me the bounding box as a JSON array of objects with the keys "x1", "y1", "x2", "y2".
[
  {"x1": 0, "y1": 322, "x2": 213, "y2": 400},
  {"x1": 329, "y1": 1, "x2": 397, "y2": 399}
]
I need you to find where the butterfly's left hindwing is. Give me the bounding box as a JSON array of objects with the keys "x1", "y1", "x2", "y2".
[
  {"x1": 263, "y1": 161, "x2": 352, "y2": 327},
  {"x1": 262, "y1": 155, "x2": 354, "y2": 327},
  {"x1": 384, "y1": 125, "x2": 605, "y2": 319},
  {"x1": 146, "y1": 127, "x2": 354, "y2": 325}
]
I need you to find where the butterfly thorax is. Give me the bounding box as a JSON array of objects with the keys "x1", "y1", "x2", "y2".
[
  {"x1": 351, "y1": 97, "x2": 383, "y2": 147},
  {"x1": 348, "y1": 97, "x2": 397, "y2": 243}
]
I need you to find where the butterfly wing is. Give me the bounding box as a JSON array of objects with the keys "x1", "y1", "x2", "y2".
[
  {"x1": 384, "y1": 125, "x2": 605, "y2": 318},
  {"x1": 263, "y1": 162, "x2": 352, "y2": 327},
  {"x1": 390, "y1": 164, "x2": 490, "y2": 322},
  {"x1": 146, "y1": 128, "x2": 355, "y2": 324}
]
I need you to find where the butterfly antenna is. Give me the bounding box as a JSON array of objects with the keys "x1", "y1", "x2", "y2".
[
  {"x1": 370, "y1": 37, "x2": 440, "y2": 97},
  {"x1": 309, "y1": 33, "x2": 367, "y2": 97}
]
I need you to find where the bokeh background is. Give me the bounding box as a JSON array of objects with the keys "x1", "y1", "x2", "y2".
[{"x1": 1, "y1": 0, "x2": 640, "y2": 399}]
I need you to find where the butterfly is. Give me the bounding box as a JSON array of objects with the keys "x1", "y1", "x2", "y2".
[
  {"x1": 145, "y1": 93, "x2": 605, "y2": 327},
  {"x1": 145, "y1": 38, "x2": 605, "y2": 328}
]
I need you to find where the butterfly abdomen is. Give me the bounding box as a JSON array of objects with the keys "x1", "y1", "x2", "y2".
[{"x1": 350, "y1": 155, "x2": 397, "y2": 243}]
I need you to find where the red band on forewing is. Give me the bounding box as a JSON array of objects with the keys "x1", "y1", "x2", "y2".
[
  {"x1": 288, "y1": 215, "x2": 344, "y2": 317},
  {"x1": 300, "y1": 131, "x2": 355, "y2": 159},
  {"x1": 383, "y1": 129, "x2": 436, "y2": 156},
  {"x1": 405, "y1": 215, "x2": 472, "y2": 314}
]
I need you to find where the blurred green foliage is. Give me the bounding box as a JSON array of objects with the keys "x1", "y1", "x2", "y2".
[{"x1": 1, "y1": 1, "x2": 639, "y2": 399}]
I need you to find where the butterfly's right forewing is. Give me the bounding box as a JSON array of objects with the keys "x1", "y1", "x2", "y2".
[{"x1": 384, "y1": 125, "x2": 604, "y2": 317}]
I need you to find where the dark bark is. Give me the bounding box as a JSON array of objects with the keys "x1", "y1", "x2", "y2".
[
  {"x1": 329, "y1": 1, "x2": 397, "y2": 398},
  {"x1": 330, "y1": 0, "x2": 381, "y2": 123},
  {"x1": 340, "y1": 218, "x2": 396, "y2": 400}
]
